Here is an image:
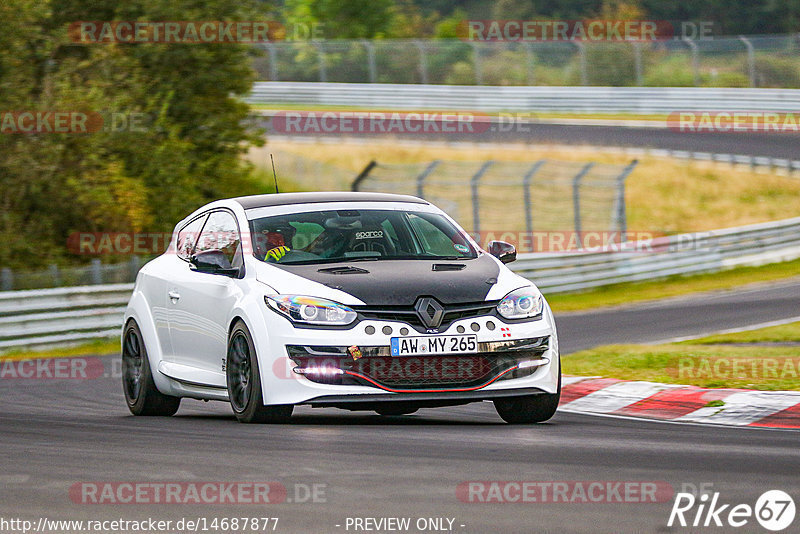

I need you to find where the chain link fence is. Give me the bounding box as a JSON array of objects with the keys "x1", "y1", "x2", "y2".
[
  {"x1": 6, "y1": 154, "x2": 636, "y2": 289},
  {"x1": 352, "y1": 158, "x2": 638, "y2": 243},
  {"x1": 251, "y1": 34, "x2": 800, "y2": 88},
  {"x1": 1, "y1": 257, "x2": 143, "y2": 292}
]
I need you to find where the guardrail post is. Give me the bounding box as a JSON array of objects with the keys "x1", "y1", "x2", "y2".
[
  {"x1": 266, "y1": 43, "x2": 278, "y2": 81},
  {"x1": 575, "y1": 42, "x2": 588, "y2": 85},
  {"x1": 1, "y1": 268, "x2": 13, "y2": 291},
  {"x1": 90, "y1": 258, "x2": 102, "y2": 285},
  {"x1": 738, "y1": 35, "x2": 756, "y2": 87},
  {"x1": 351, "y1": 160, "x2": 378, "y2": 191},
  {"x1": 362, "y1": 40, "x2": 377, "y2": 83},
  {"x1": 526, "y1": 43, "x2": 536, "y2": 85},
  {"x1": 128, "y1": 255, "x2": 141, "y2": 282},
  {"x1": 314, "y1": 41, "x2": 327, "y2": 82},
  {"x1": 415, "y1": 160, "x2": 441, "y2": 198},
  {"x1": 571, "y1": 162, "x2": 595, "y2": 249},
  {"x1": 471, "y1": 42, "x2": 483, "y2": 85},
  {"x1": 414, "y1": 41, "x2": 429, "y2": 84},
  {"x1": 632, "y1": 42, "x2": 643, "y2": 86},
  {"x1": 49, "y1": 264, "x2": 61, "y2": 287},
  {"x1": 470, "y1": 160, "x2": 494, "y2": 235},
  {"x1": 683, "y1": 38, "x2": 700, "y2": 86},
  {"x1": 613, "y1": 159, "x2": 638, "y2": 242},
  {"x1": 523, "y1": 160, "x2": 546, "y2": 235}
]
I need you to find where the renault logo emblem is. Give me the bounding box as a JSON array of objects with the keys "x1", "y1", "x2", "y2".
[{"x1": 415, "y1": 297, "x2": 444, "y2": 329}]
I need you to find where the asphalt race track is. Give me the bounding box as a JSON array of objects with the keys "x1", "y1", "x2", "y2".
[
  {"x1": 556, "y1": 277, "x2": 800, "y2": 353},
  {"x1": 2, "y1": 279, "x2": 799, "y2": 533},
  {"x1": 259, "y1": 113, "x2": 800, "y2": 159}
]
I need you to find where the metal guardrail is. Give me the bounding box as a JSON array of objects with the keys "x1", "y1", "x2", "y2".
[
  {"x1": 0, "y1": 284, "x2": 131, "y2": 350},
  {"x1": 247, "y1": 82, "x2": 800, "y2": 114},
  {"x1": 2, "y1": 217, "x2": 800, "y2": 350},
  {"x1": 514, "y1": 216, "x2": 800, "y2": 293}
]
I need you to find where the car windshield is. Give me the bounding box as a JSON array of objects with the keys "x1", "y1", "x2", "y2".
[{"x1": 248, "y1": 209, "x2": 477, "y2": 264}]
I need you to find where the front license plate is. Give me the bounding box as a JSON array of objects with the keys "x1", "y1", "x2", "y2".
[{"x1": 390, "y1": 335, "x2": 478, "y2": 356}]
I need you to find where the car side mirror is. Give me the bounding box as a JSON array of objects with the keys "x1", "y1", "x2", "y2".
[
  {"x1": 487, "y1": 240, "x2": 517, "y2": 264},
  {"x1": 189, "y1": 250, "x2": 240, "y2": 277}
]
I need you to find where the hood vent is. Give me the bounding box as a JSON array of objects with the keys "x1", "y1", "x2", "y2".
[
  {"x1": 317, "y1": 266, "x2": 370, "y2": 275},
  {"x1": 431, "y1": 263, "x2": 466, "y2": 272}
]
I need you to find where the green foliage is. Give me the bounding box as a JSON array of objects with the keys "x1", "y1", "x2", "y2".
[
  {"x1": 0, "y1": 0, "x2": 265, "y2": 269},
  {"x1": 583, "y1": 43, "x2": 637, "y2": 86},
  {"x1": 284, "y1": 0, "x2": 397, "y2": 39}
]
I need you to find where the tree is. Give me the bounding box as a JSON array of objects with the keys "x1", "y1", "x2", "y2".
[{"x1": 0, "y1": 0, "x2": 266, "y2": 269}]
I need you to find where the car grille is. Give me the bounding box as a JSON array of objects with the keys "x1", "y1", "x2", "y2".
[
  {"x1": 352, "y1": 301, "x2": 499, "y2": 332},
  {"x1": 286, "y1": 337, "x2": 549, "y2": 392}
]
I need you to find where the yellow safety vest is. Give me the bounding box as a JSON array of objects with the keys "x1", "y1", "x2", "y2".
[{"x1": 265, "y1": 246, "x2": 290, "y2": 262}]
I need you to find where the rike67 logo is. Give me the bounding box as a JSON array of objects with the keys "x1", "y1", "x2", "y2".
[{"x1": 668, "y1": 490, "x2": 796, "y2": 531}]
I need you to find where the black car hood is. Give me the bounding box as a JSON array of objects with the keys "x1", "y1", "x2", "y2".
[{"x1": 274, "y1": 255, "x2": 500, "y2": 306}]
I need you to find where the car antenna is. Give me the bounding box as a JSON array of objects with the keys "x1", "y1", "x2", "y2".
[{"x1": 270, "y1": 153, "x2": 280, "y2": 194}]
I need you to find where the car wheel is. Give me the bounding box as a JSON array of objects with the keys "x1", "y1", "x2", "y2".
[
  {"x1": 122, "y1": 320, "x2": 180, "y2": 416},
  {"x1": 374, "y1": 404, "x2": 419, "y2": 416},
  {"x1": 493, "y1": 363, "x2": 561, "y2": 424},
  {"x1": 226, "y1": 320, "x2": 293, "y2": 424}
]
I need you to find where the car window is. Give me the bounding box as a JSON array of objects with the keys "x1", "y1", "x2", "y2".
[
  {"x1": 407, "y1": 213, "x2": 460, "y2": 256},
  {"x1": 290, "y1": 222, "x2": 325, "y2": 250},
  {"x1": 249, "y1": 209, "x2": 476, "y2": 265},
  {"x1": 194, "y1": 211, "x2": 242, "y2": 268},
  {"x1": 176, "y1": 214, "x2": 208, "y2": 260}
]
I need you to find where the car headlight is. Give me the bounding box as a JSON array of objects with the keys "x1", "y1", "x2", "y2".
[
  {"x1": 497, "y1": 287, "x2": 543, "y2": 320},
  {"x1": 265, "y1": 295, "x2": 357, "y2": 326}
]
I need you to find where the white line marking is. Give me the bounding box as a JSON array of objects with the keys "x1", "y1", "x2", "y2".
[{"x1": 650, "y1": 315, "x2": 800, "y2": 344}]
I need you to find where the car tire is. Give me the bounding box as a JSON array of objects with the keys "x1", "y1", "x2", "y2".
[
  {"x1": 493, "y1": 362, "x2": 561, "y2": 424},
  {"x1": 374, "y1": 404, "x2": 419, "y2": 416},
  {"x1": 122, "y1": 320, "x2": 181, "y2": 416},
  {"x1": 226, "y1": 320, "x2": 293, "y2": 424}
]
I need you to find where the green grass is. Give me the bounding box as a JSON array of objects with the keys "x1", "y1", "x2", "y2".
[
  {"x1": 563, "y1": 322, "x2": 800, "y2": 390},
  {"x1": 0, "y1": 338, "x2": 119, "y2": 361},
  {"x1": 547, "y1": 258, "x2": 800, "y2": 313}
]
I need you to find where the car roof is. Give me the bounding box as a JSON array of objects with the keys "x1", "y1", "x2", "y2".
[{"x1": 232, "y1": 192, "x2": 429, "y2": 210}]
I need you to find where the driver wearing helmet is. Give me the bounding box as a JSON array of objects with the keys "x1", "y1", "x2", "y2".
[{"x1": 262, "y1": 222, "x2": 296, "y2": 262}]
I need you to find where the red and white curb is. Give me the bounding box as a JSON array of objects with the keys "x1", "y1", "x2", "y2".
[{"x1": 558, "y1": 376, "x2": 800, "y2": 429}]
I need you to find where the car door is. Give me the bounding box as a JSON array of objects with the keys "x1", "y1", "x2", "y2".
[
  {"x1": 160, "y1": 213, "x2": 208, "y2": 362},
  {"x1": 167, "y1": 210, "x2": 243, "y2": 382}
]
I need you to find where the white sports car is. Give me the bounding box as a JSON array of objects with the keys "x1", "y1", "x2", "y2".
[{"x1": 122, "y1": 192, "x2": 560, "y2": 423}]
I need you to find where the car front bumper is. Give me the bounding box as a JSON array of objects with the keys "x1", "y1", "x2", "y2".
[{"x1": 256, "y1": 303, "x2": 560, "y2": 407}]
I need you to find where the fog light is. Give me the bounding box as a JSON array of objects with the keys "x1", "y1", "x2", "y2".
[
  {"x1": 293, "y1": 367, "x2": 344, "y2": 376},
  {"x1": 518, "y1": 358, "x2": 550, "y2": 369}
]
